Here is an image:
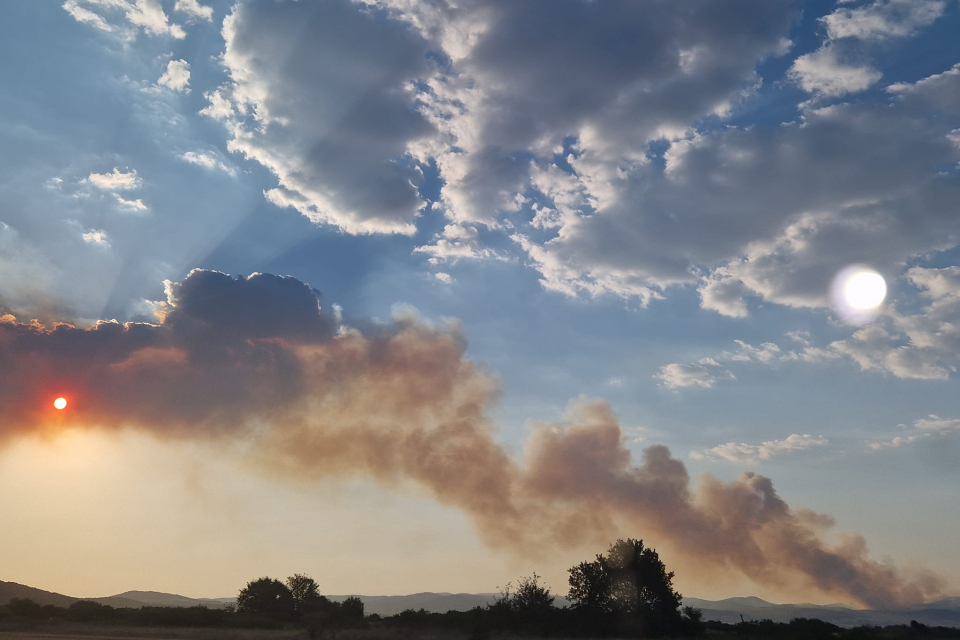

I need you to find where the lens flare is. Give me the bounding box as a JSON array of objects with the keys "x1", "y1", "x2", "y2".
[
  {"x1": 830, "y1": 265, "x2": 887, "y2": 325},
  {"x1": 53, "y1": 397, "x2": 68, "y2": 410}
]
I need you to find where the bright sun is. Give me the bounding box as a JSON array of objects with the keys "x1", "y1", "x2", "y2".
[
  {"x1": 53, "y1": 397, "x2": 68, "y2": 410},
  {"x1": 843, "y1": 270, "x2": 887, "y2": 310},
  {"x1": 830, "y1": 265, "x2": 887, "y2": 325}
]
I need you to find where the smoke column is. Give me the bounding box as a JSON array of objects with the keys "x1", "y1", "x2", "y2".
[{"x1": 0, "y1": 270, "x2": 943, "y2": 608}]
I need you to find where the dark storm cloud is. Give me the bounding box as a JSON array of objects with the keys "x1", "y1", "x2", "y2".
[{"x1": 0, "y1": 270, "x2": 943, "y2": 608}]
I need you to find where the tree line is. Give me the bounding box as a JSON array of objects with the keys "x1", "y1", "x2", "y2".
[{"x1": 3, "y1": 538, "x2": 958, "y2": 639}]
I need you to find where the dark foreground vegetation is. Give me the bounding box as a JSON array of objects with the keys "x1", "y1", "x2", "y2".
[{"x1": 2, "y1": 539, "x2": 958, "y2": 639}]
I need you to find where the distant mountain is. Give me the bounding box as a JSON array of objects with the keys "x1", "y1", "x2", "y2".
[
  {"x1": 0, "y1": 581, "x2": 76, "y2": 608},
  {"x1": 110, "y1": 591, "x2": 234, "y2": 609},
  {"x1": 681, "y1": 596, "x2": 960, "y2": 628},
  {"x1": 0, "y1": 581, "x2": 230, "y2": 610}
]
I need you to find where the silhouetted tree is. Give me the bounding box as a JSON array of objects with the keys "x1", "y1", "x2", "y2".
[
  {"x1": 339, "y1": 596, "x2": 364, "y2": 622},
  {"x1": 236, "y1": 577, "x2": 296, "y2": 621},
  {"x1": 8, "y1": 598, "x2": 43, "y2": 618},
  {"x1": 568, "y1": 539, "x2": 684, "y2": 636},
  {"x1": 286, "y1": 574, "x2": 323, "y2": 614},
  {"x1": 513, "y1": 573, "x2": 555, "y2": 615}
]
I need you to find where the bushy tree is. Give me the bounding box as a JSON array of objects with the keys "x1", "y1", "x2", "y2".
[
  {"x1": 568, "y1": 539, "x2": 684, "y2": 636},
  {"x1": 512, "y1": 573, "x2": 555, "y2": 615},
  {"x1": 7, "y1": 598, "x2": 43, "y2": 618},
  {"x1": 286, "y1": 574, "x2": 323, "y2": 614},
  {"x1": 236, "y1": 577, "x2": 296, "y2": 621}
]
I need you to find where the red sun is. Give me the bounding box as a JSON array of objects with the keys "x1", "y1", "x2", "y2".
[{"x1": 53, "y1": 397, "x2": 68, "y2": 410}]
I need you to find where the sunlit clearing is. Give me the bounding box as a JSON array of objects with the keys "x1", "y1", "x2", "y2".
[
  {"x1": 53, "y1": 397, "x2": 67, "y2": 410},
  {"x1": 830, "y1": 265, "x2": 887, "y2": 325}
]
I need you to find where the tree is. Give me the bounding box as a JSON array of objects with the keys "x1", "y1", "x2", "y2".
[
  {"x1": 286, "y1": 574, "x2": 323, "y2": 614},
  {"x1": 512, "y1": 573, "x2": 555, "y2": 615},
  {"x1": 237, "y1": 577, "x2": 296, "y2": 621},
  {"x1": 339, "y1": 596, "x2": 364, "y2": 622},
  {"x1": 568, "y1": 539, "x2": 684, "y2": 637}
]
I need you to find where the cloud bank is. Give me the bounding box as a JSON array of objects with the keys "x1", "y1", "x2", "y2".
[{"x1": 0, "y1": 270, "x2": 943, "y2": 608}]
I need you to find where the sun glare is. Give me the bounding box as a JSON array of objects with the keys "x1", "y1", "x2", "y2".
[
  {"x1": 844, "y1": 271, "x2": 887, "y2": 310},
  {"x1": 53, "y1": 397, "x2": 68, "y2": 410},
  {"x1": 830, "y1": 265, "x2": 887, "y2": 325}
]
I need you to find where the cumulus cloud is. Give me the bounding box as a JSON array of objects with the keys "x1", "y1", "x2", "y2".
[
  {"x1": 157, "y1": 59, "x2": 190, "y2": 93},
  {"x1": 185, "y1": 0, "x2": 960, "y2": 334},
  {"x1": 63, "y1": 0, "x2": 186, "y2": 40},
  {"x1": 0, "y1": 269, "x2": 943, "y2": 608},
  {"x1": 86, "y1": 167, "x2": 141, "y2": 191},
  {"x1": 691, "y1": 434, "x2": 829, "y2": 463},
  {"x1": 202, "y1": 0, "x2": 436, "y2": 235},
  {"x1": 174, "y1": 0, "x2": 212, "y2": 22},
  {"x1": 788, "y1": 45, "x2": 882, "y2": 97},
  {"x1": 822, "y1": 0, "x2": 946, "y2": 41},
  {"x1": 81, "y1": 229, "x2": 110, "y2": 246}
]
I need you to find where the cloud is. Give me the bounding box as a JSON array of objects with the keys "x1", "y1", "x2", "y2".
[
  {"x1": 86, "y1": 167, "x2": 141, "y2": 191},
  {"x1": 203, "y1": 0, "x2": 436, "y2": 235},
  {"x1": 434, "y1": 272, "x2": 453, "y2": 284},
  {"x1": 691, "y1": 434, "x2": 829, "y2": 463},
  {"x1": 913, "y1": 414, "x2": 960, "y2": 432},
  {"x1": 174, "y1": 0, "x2": 212, "y2": 22},
  {"x1": 821, "y1": 0, "x2": 946, "y2": 41},
  {"x1": 868, "y1": 414, "x2": 960, "y2": 449},
  {"x1": 63, "y1": 0, "x2": 186, "y2": 41},
  {"x1": 655, "y1": 363, "x2": 718, "y2": 389},
  {"x1": 116, "y1": 195, "x2": 148, "y2": 212},
  {"x1": 157, "y1": 59, "x2": 190, "y2": 93},
  {"x1": 179, "y1": 151, "x2": 235, "y2": 176},
  {"x1": 81, "y1": 229, "x2": 110, "y2": 246},
  {"x1": 788, "y1": 45, "x2": 882, "y2": 97},
  {"x1": 0, "y1": 270, "x2": 943, "y2": 608},
  {"x1": 415, "y1": 224, "x2": 498, "y2": 264}
]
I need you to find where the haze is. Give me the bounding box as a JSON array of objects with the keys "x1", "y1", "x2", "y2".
[{"x1": 0, "y1": 0, "x2": 958, "y2": 608}]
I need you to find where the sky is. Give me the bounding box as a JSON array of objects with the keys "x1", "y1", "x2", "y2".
[{"x1": 1, "y1": 0, "x2": 959, "y2": 608}]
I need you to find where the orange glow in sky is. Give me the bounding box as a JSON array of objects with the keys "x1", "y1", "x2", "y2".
[{"x1": 53, "y1": 397, "x2": 68, "y2": 410}]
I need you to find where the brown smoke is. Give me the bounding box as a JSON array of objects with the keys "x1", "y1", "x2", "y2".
[{"x1": 0, "y1": 270, "x2": 943, "y2": 609}]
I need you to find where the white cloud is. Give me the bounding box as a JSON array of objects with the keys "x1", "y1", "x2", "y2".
[
  {"x1": 63, "y1": 0, "x2": 186, "y2": 40},
  {"x1": 725, "y1": 340, "x2": 782, "y2": 364},
  {"x1": 912, "y1": 414, "x2": 960, "y2": 432},
  {"x1": 655, "y1": 363, "x2": 718, "y2": 389},
  {"x1": 116, "y1": 195, "x2": 148, "y2": 211},
  {"x1": 174, "y1": 0, "x2": 213, "y2": 22},
  {"x1": 157, "y1": 59, "x2": 191, "y2": 93},
  {"x1": 86, "y1": 167, "x2": 141, "y2": 191},
  {"x1": 198, "y1": 89, "x2": 234, "y2": 121},
  {"x1": 179, "y1": 151, "x2": 235, "y2": 176},
  {"x1": 415, "y1": 224, "x2": 498, "y2": 264},
  {"x1": 434, "y1": 272, "x2": 453, "y2": 284},
  {"x1": 82, "y1": 229, "x2": 111, "y2": 246},
  {"x1": 868, "y1": 414, "x2": 960, "y2": 449},
  {"x1": 822, "y1": 0, "x2": 946, "y2": 41},
  {"x1": 788, "y1": 45, "x2": 882, "y2": 97},
  {"x1": 691, "y1": 434, "x2": 829, "y2": 463}
]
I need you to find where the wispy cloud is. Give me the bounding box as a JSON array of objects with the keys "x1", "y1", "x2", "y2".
[
  {"x1": 691, "y1": 434, "x2": 829, "y2": 463},
  {"x1": 179, "y1": 151, "x2": 235, "y2": 176}
]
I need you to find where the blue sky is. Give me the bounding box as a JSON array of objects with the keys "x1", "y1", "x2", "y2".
[{"x1": 1, "y1": 0, "x2": 959, "y2": 605}]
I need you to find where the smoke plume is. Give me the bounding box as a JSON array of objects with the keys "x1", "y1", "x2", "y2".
[{"x1": 0, "y1": 270, "x2": 943, "y2": 608}]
